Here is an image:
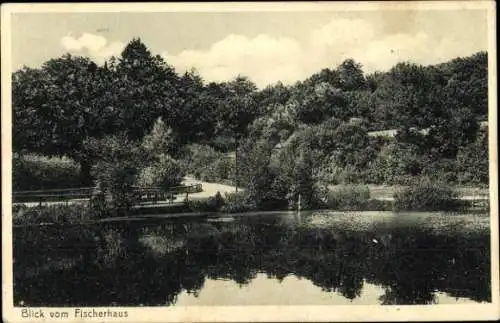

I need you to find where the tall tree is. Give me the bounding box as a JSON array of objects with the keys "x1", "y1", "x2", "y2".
[
  {"x1": 370, "y1": 62, "x2": 441, "y2": 131},
  {"x1": 214, "y1": 76, "x2": 259, "y2": 145},
  {"x1": 292, "y1": 81, "x2": 348, "y2": 124},
  {"x1": 214, "y1": 76, "x2": 259, "y2": 189},
  {"x1": 424, "y1": 52, "x2": 487, "y2": 158},
  {"x1": 13, "y1": 55, "x2": 105, "y2": 184},
  {"x1": 336, "y1": 59, "x2": 367, "y2": 91},
  {"x1": 114, "y1": 38, "x2": 179, "y2": 140},
  {"x1": 173, "y1": 70, "x2": 217, "y2": 144},
  {"x1": 253, "y1": 81, "x2": 291, "y2": 114}
]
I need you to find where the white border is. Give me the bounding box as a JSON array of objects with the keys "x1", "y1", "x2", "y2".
[{"x1": 2, "y1": 2, "x2": 498, "y2": 322}]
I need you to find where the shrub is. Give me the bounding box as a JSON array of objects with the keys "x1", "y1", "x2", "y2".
[
  {"x1": 211, "y1": 135, "x2": 236, "y2": 152},
  {"x1": 12, "y1": 204, "x2": 93, "y2": 226},
  {"x1": 88, "y1": 134, "x2": 142, "y2": 213},
  {"x1": 182, "y1": 144, "x2": 234, "y2": 183},
  {"x1": 364, "y1": 199, "x2": 393, "y2": 211},
  {"x1": 220, "y1": 192, "x2": 256, "y2": 213},
  {"x1": 136, "y1": 154, "x2": 185, "y2": 189},
  {"x1": 420, "y1": 157, "x2": 458, "y2": 184},
  {"x1": 183, "y1": 144, "x2": 219, "y2": 173},
  {"x1": 369, "y1": 142, "x2": 424, "y2": 185},
  {"x1": 319, "y1": 163, "x2": 368, "y2": 185},
  {"x1": 280, "y1": 145, "x2": 324, "y2": 210},
  {"x1": 316, "y1": 163, "x2": 340, "y2": 185},
  {"x1": 141, "y1": 117, "x2": 178, "y2": 157},
  {"x1": 254, "y1": 173, "x2": 290, "y2": 211},
  {"x1": 199, "y1": 158, "x2": 234, "y2": 183},
  {"x1": 92, "y1": 159, "x2": 138, "y2": 212},
  {"x1": 186, "y1": 192, "x2": 225, "y2": 212},
  {"x1": 456, "y1": 129, "x2": 489, "y2": 185},
  {"x1": 325, "y1": 185, "x2": 371, "y2": 210},
  {"x1": 393, "y1": 179, "x2": 460, "y2": 211},
  {"x1": 13, "y1": 153, "x2": 82, "y2": 190},
  {"x1": 89, "y1": 192, "x2": 111, "y2": 218}
]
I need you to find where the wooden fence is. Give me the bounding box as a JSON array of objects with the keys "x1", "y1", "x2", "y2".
[{"x1": 13, "y1": 184, "x2": 203, "y2": 205}]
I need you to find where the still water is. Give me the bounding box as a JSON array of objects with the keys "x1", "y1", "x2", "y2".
[{"x1": 13, "y1": 212, "x2": 491, "y2": 306}]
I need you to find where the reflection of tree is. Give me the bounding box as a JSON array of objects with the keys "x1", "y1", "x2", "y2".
[
  {"x1": 371, "y1": 230, "x2": 442, "y2": 305},
  {"x1": 178, "y1": 242, "x2": 205, "y2": 296},
  {"x1": 436, "y1": 231, "x2": 491, "y2": 302},
  {"x1": 369, "y1": 228, "x2": 492, "y2": 305},
  {"x1": 14, "y1": 218, "x2": 491, "y2": 306}
]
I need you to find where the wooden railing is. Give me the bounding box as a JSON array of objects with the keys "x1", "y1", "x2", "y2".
[
  {"x1": 13, "y1": 187, "x2": 95, "y2": 203},
  {"x1": 13, "y1": 184, "x2": 203, "y2": 205}
]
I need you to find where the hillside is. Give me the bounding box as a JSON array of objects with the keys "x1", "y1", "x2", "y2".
[{"x1": 12, "y1": 39, "x2": 489, "y2": 198}]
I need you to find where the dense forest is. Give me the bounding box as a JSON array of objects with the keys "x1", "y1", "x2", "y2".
[{"x1": 12, "y1": 38, "x2": 489, "y2": 209}]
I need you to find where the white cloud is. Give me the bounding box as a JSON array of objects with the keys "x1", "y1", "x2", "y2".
[
  {"x1": 310, "y1": 18, "x2": 376, "y2": 49},
  {"x1": 60, "y1": 33, "x2": 125, "y2": 64},
  {"x1": 351, "y1": 32, "x2": 433, "y2": 73},
  {"x1": 163, "y1": 34, "x2": 305, "y2": 87},
  {"x1": 58, "y1": 19, "x2": 484, "y2": 87},
  {"x1": 162, "y1": 17, "x2": 485, "y2": 88}
]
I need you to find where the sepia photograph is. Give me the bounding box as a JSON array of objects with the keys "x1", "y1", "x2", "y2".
[{"x1": 1, "y1": 1, "x2": 498, "y2": 322}]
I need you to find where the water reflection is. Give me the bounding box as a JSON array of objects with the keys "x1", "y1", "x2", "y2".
[
  {"x1": 13, "y1": 214, "x2": 491, "y2": 306},
  {"x1": 174, "y1": 274, "x2": 479, "y2": 306}
]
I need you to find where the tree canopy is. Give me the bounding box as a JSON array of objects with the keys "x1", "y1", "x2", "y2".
[{"x1": 12, "y1": 38, "x2": 489, "y2": 189}]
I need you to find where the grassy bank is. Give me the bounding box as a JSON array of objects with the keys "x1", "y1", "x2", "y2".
[
  {"x1": 329, "y1": 184, "x2": 489, "y2": 201},
  {"x1": 12, "y1": 204, "x2": 95, "y2": 226},
  {"x1": 12, "y1": 196, "x2": 488, "y2": 226},
  {"x1": 181, "y1": 179, "x2": 488, "y2": 213},
  {"x1": 12, "y1": 180, "x2": 489, "y2": 225},
  {"x1": 13, "y1": 153, "x2": 83, "y2": 190},
  {"x1": 303, "y1": 211, "x2": 490, "y2": 234}
]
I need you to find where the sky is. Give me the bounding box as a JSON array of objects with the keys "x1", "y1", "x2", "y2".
[{"x1": 10, "y1": 9, "x2": 488, "y2": 88}]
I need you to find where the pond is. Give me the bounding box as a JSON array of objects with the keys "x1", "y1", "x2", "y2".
[{"x1": 13, "y1": 211, "x2": 491, "y2": 306}]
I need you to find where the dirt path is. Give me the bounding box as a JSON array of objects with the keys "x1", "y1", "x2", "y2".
[
  {"x1": 181, "y1": 176, "x2": 240, "y2": 198},
  {"x1": 14, "y1": 181, "x2": 487, "y2": 208},
  {"x1": 14, "y1": 177, "x2": 241, "y2": 208}
]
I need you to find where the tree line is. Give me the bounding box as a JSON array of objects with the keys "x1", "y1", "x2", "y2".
[{"x1": 12, "y1": 38, "x2": 489, "y2": 207}]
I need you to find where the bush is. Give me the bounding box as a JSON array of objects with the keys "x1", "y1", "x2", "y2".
[
  {"x1": 220, "y1": 192, "x2": 256, "y2": 213},
  {"x1": 318, "y1": 163, "x2": 368, "y2": 185},
  {"x1": 89, "y1": 192, "x2": 111, "y2": 218},
  {"x1": 182, "y1": 144, "x2": 234, "y2": 183},
  {"x1": 141, "y1": 117, "x2": 178, "y2": 157},
  {"x1": 136, "y1": 154, "x2": 185, "y2": 189},
  {"x1": 283, "y1": 145, "x2": 325, "y2": 210},
  {"x1": 364, "y1": 199, "x2": 394, "y2": 211},
  {"x1": 12, "y1": 204, "x2": 93, "y2": 226},
  {"x1": 393, "y1": 179, "x2": 460, "y2": 211},
  {"x1": 420, "y1": 157, "x2": 458, "y2": 184},
  {"x1": 13, "y1": 153, "x2": 82, "y2": 190},
  {"x1": 182, "y1": 144, "x2": 219, "y2": 174},
  {"x1": 456, "y1": 129, "x2": 489, "y2": 185},
  {"x1": 199, "y1": 158, "x2": 234, "y2": 183},
  {"x1": 325, "y1": 185, "x2": 371, "y2": 210},
  {"x1": 186, "y1": 192, "x2": 225, "y2": 212},
  {"x1": 211, "y1": 135, "x2": 236, "y2": 152},
  {"x1": 92, "y1": 159, "x2": 138, "y2": 212},
  {"x1": 369, "y1": 142, "x2": 424, "y2": 185},
  {"x1": 88, "y1": 135, "x2": 142, "y2": 213}
]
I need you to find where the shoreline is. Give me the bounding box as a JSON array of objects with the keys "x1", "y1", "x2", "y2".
[{"x1": 12, "y1": 208, "x2": 490, "y2": 229}]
